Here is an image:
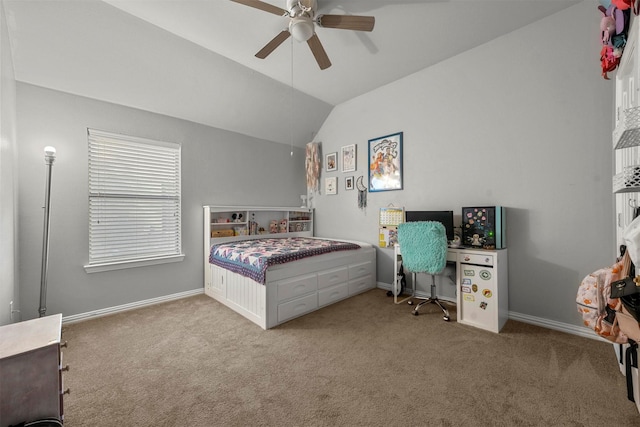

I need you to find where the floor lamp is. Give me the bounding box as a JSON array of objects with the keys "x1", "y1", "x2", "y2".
[{"x1": 39, "y1": 146, "x2": 56, "y2": 318}]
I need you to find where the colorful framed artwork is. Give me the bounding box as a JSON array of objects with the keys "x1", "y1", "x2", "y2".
[
  {"x1": 326, "y1": 152, "x2": 337, "y2": 172},
  {"x1": 341, "y1": 144, "x2": 356, "y2": 172},
  {"x1": 345, "y1": 176, "x2": 354, "y2": 190},
  {"x1": 368, "y1": 131, "x2": 403, "y2": 192},
  {"x1": 325, "y1": 176, "x2": 337, "y2": 194}
]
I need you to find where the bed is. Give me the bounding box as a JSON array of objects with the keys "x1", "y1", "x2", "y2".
[{"x1": 203, "y1": 206, "x2": 376, "y2": 329}]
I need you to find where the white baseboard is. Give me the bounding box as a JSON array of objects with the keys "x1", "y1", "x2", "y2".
[
  {"x1": 62, "y1": 288, "x2": 204, "y2": 324},
  {"x1": 65, "y1": 283, "x2": 604, "y2": 343},
  {"x1": 376, "y1": 282, "x2": 602, "y2": 342}
]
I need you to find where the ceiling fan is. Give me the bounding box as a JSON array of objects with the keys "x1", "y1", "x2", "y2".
[{"x1": 231, "y1": 0, "x2": 375, "y2": 70}]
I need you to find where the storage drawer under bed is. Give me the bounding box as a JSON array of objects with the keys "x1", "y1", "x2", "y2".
[
  {"x1": 349, "y1": 260, "x2": 374, "y2": 279},
  {"x1": 276, "y1": 273, "x2": 317, "y2": 302},
  {"x1": 278, "y1": 293, "x2": 318, "y2": 323},
  {"x1": 317, "y1": 266, "x2": 348, "y2": 289},
  {"x1": 318, "y1": 283, "x2": 349, "y2": 307}
]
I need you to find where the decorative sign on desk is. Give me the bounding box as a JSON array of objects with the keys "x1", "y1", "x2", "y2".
[{"x1": 378, "y1": 207, "x2": 404, "y2": 247}]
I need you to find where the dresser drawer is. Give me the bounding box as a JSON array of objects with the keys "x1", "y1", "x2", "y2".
[
  {"x1": 278, "y1": 293, "x2": 318, "y2": 322},
  {"x1": 276, "y1": 273, "x2": 317, "y2": 302},
  {"x1": 317, "y1": 266, "x2": 348, "y2": 290},
  {"x1": 459, "y1": 252, "x2": 494, "y2": 267},
  {"x1": 318, "y1": 283, "x2": 349, "y2": 307}
]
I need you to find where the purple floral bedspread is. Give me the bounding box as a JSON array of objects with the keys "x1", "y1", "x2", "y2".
[{"x1": 208, "y1": 237, "x2": 361, "y2": 285}]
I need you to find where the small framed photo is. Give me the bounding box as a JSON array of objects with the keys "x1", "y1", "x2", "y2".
[
  {"x1": 345, "y1": 176, "x2": 354, "y2": 190},
  {"x1": 368, "y1": 131, "x2": 403, "y2": 192},
  {"x1": 341, "y1": 144, "x2": 356, "y2": 172},
  {"x1": 325, "y1": 152, "x2": 337, "y2": 172},
  {"x1": 325, "y1": 177, "x2": 337, "y2": 195}
]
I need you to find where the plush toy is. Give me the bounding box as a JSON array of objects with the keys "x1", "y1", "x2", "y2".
[
  {"x1": 269, "y1": 220, "x2": 278, "y2": 234},
  {"x1": 231, "y1": 212, "x2": 243, "y2": 223},
  {"x1": 601, "y1": 14, "x2": 617, "y2": 45},
  {"x1": 279, "y1": 219, "x2": 288, "y2": 233}
]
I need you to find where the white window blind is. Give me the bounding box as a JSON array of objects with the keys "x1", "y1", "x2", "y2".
[{"x1": 87, "y1": 129, "x2": 182, "y2": 270}]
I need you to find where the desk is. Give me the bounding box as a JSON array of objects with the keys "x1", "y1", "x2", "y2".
[{"x1": 393, "y1": 245, "x2": 508, "y2": 332}]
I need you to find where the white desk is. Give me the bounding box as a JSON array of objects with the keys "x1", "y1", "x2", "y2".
[{"x1": 393, "y1": 245, "x2": 508, "y2": 332}]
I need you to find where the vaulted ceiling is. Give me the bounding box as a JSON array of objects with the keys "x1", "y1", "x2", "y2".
[{"x1": 4, "y1": 0, "x2": 580, "y2": 146}]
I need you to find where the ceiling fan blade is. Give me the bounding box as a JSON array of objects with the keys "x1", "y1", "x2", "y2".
[
  {"x1": 255, "y1": 30, "x2": 291, "y2": 59},
  {"x1": 317, "y1": 14, "x2": 375, "y2": 32},
  {"x1": 230, "y1": 0, "x2": 288, "y2": 17},
  {"x1": 307, "y1": 34, "x2": 332, "y2": 70}
]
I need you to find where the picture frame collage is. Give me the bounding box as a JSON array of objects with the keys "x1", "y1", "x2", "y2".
[{"x1": 324, "y1": 144, "x2": 357, "y2": 195}]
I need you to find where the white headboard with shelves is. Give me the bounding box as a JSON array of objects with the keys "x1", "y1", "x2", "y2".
[{"x1": 203, "y1": 205, "x2": 314, "y2": 256}]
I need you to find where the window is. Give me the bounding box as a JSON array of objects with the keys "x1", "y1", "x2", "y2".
[{"x1": 85, "y1": 129, "x2": 184, "y2": 273}]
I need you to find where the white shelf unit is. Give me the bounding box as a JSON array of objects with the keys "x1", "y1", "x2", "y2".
[
  {"x1": 205, "y1": 206, "x2": 313, "y2": 240},
  {"x1": 612, "y1": 18, "x2": 640, "y2": 416},
  {"x1": 614, "y1": 16, "x2": 640, "y2": 247}
]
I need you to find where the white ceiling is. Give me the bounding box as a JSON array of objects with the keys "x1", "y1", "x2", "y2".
[{"x1": 3, "y1": 0, "x2": 580, "y2": 146}]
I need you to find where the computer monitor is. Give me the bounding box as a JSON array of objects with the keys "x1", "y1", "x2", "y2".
[{"x1": 405, "y1": 210, "x2": 455, "y2": 241}]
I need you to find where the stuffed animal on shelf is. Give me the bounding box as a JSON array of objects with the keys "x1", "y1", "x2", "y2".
[
  {"x1": 232, "y1": 212, "x2": 243, "y2": 223},
  {"x1": 269, "y1": 220, "x2": 278, "y2": 234},
  {"x1": 279, "y1": 219, "x2": 288, "y2": 233}
]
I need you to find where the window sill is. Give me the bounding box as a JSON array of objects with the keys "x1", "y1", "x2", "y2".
[{"x1": 84, "y1": 254, "x2": 185, "y2": 274}]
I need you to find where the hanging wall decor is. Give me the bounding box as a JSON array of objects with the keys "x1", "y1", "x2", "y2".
[
  {"x1": 368, "y1": 132, "x2": 403, "y2": 192},
  {"x1": 305, "y1": 142, "x2": 321, "y2": 193},
  {"x1": 341, "y1": 144, "x2": 356, "y2": 172},
  {"x1": 356, "y1": 176, "x2": 367, "y2": 210},
  {"x1": 325, "y1": 177, "x2": 337, "y2": 195},
  {"x1": 325, "y1": 152, "x2": 337, "y2": 172},
  {"x1": 345, "y1": 176, "x2": 354, "y2": 190}
]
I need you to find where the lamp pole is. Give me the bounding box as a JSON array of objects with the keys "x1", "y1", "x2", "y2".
[{"x1": 39, "y1": 146, "x2": 56, "y2": 318}]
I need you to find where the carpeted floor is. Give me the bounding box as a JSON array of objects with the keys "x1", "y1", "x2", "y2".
[{"x1": 60, "y1": 289, "x2": 640, "y2": 426}]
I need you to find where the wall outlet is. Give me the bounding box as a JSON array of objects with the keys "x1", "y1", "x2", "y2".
[{"x1": 9, "y1": 301, "x2": 20, "y2": 322}]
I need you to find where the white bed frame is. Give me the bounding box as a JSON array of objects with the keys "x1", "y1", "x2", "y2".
[{"x1": 203, "y1": 206, "x2": 376, "y2": 329}]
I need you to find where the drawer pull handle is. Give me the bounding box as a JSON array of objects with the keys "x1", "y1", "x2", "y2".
[
  {"x1": 60, "y1": 341, "x2": 68, "y2": 348},
  {"x1": 61, "y1": 388, "x2": 71, "y2": 395},
  {"x1": 61, "y1": 364, "x2": 70, "y2": 372}
]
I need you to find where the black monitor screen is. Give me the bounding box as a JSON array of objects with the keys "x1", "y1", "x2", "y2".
[{"x1": 405, "y1": 210, "x2": 455, "y2": 241}]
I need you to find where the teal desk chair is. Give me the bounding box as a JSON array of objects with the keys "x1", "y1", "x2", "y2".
[{"x1": 397, "y1": 221, "x2": 451, "y2": 321}]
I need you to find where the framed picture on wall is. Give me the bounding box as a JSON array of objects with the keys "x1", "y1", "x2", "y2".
[
  {"x1": 325, "y1": 152, "x2": 337, "y2": 172},
  {"x1": 345, "y1": 176, "x2": 354, "y2": 190},
  {"x1": 325, "y1": 177, "x2": 337, "y2": 195},
  {"x1": 368, "y1": 131, "x2": 403, "y2": 192},
  {"x1": 341, "y1": 144, "x2": 356, "y2": 172}
]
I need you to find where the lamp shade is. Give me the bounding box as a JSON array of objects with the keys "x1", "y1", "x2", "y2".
[
  {"x1": 289, "y1": 17, "x2": 314, "y2": 42},
  {"x1": 44, "y1": 146, "x2": 56, "y2": 164}
]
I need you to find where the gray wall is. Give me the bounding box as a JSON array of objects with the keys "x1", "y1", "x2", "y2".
[
  {"x1": 0, "y1": 1, "x2": 17, "y2": 326},
  {"x1": 8, "y1": 1, "x2": 618, "y2": 332},
  {"x1": 16, "y1": 83, "x2": 306, "y2": 320},
  {"x1": 311, "y1": 2, "x2": 614, "y2": 329}
]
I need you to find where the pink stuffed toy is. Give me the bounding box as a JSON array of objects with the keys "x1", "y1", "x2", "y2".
[{"x1": 601, "y1": 14, "x2": 617, "y2": 44}]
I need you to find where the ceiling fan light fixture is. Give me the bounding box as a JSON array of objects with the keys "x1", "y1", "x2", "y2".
[{"x1": 289, "y1": 17, "x2": 314, "y2": 42}]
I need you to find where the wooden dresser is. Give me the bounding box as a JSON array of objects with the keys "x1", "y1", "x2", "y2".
[{"x1": 0, "y1": 314, "x2": 67, "y2": 426}]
